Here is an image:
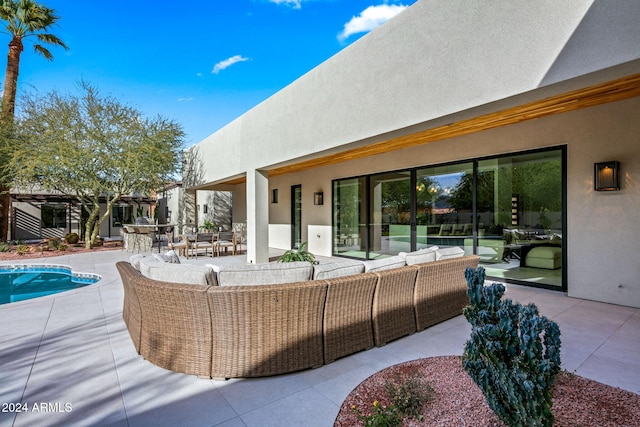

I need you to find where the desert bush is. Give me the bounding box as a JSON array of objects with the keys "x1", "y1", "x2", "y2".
[
  {"x1": 351, "y1": 370, "x2": 433, "y2": 426},
  {"x1": 64, "y1": 232, "x2": 79, "y2": 244},
  {"x1": 46, "y1": 238, "x2": 63, "y2": 250}
]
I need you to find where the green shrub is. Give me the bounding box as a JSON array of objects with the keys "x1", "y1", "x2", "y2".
[
  {"x1": 277, "y1": 242, "x2": 316, "y2": 263},
  {"x1": 384, "y1": 370, "x2": 433, "y2": 421},
  {"x1": 15, "y1": 244, "x2": 28, "y2": 255},
  {"x1": 64, "y1": 232, "x2": 79, "y2": 244},
  {"x1": 351, "y1": 400, "x2": 400, "y2": 427},
  {"x1": 351, "y1": 370, "x2": 433, "y2": 426},
  {"x1": 462, "y1": 267, "x2": 561, "y2": 427},
  {"x1": 0, "y1": 241, "x2": 9, "y2": 252}
]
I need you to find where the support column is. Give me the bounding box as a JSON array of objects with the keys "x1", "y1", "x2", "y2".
[{"x1": 246, "y1": 169, "x2": 270, "y2": 264}]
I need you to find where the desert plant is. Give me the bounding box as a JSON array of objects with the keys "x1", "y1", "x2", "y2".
[
  {"x1": 462, "y1": 267, "x2": 561, "y2": 427},
  {"x1": 46, "y1": 237, "x2": 62, "y2": 250},
  {"x1": 64, "y1": 232, "x2": 79, "y2": 244},
  {"x1": 351, "y1": 370, "x2": 433, "y2": 426},
  {"x1": 277, "y1": 242, "x2": 316, "y2": 263},
  {"x1": 351, "y1": 400, "x2": 400, "y2": 427},
  {"x1": 0, "y1": 241, "x2": 9, "y2": 252},
  {"x1": 384, "y1": 370, "x2": 433, "y2": 421},
  {"x1": 15, "y1": 244, "x2": 28, "y2": 255}
]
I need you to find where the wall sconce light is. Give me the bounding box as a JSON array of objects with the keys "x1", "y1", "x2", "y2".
[
  {"x1": 594, "y1": 161, "x2": 620, "y2": 191},
  {"x1": 271, "y1": 189, "x2": 278, "y2": 203},
  {"x1": 314, "y1": 191, "x2": 324, "y2": 205}
]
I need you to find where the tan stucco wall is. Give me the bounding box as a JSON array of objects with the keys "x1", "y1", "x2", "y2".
[{"x1": 265, "y1": 97, "x2": 639, "y2": 307}]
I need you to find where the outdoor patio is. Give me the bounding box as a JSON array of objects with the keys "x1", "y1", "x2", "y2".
[{"x1": 1, "y1": 249, "x2": 638, "y2": 427}]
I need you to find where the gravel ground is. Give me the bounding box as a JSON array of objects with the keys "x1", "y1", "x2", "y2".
[
  {"x1": 0, "y1": 244, "x2": 121, "y2": 261},
  {"x1": 335, "y1": 356, "x2": 640, "y2": 427}
]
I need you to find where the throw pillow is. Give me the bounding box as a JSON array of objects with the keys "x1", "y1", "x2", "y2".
[{"x1": 153, "y1": 250, "x2": 181, "y2": 264}]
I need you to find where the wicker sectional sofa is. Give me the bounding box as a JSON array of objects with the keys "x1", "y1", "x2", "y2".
[{"x1": 116, "y1": 253, "x2": 479, "y2": 379}]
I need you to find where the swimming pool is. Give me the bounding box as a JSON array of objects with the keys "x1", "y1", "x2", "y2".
[{"x1": 0, "y1": 265, "x2": 101, "y2": 305}]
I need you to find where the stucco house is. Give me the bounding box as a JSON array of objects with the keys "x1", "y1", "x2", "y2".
[{"x1": 191, "y1": 0, "x2": 640, "y2": 308}]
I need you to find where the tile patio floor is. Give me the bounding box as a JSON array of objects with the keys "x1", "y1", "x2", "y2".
[{"x1": 1, "y1": 249, "x2": 638, "y2": 426}]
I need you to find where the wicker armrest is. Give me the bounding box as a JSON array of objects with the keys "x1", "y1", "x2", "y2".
[
  {"x1": 413, "y1": 255, "x2": 480, "y2": 330},
  {"x1": 126, "y1": 266, "x2": 214, "y2": 377}
]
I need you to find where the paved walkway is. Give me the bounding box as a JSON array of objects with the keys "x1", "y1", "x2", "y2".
[{"x1": 1, "y1": 249, "x2": 638, "y2": 426}]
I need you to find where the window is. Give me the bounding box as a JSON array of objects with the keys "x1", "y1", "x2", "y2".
[
  {"x1": 42, "y1": 205, "x2": 67, "y2": 229},
  {"x1": 112, "y1": 205, "x2": 134, "y2": 227}
]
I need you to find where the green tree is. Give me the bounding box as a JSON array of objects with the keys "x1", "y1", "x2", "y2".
[
  {"x1": 9, "y1": 82, "x2": 184, "y2": 247},
  {"x1": 0, "y1": 0, "x2": 67, "y2": 240}
]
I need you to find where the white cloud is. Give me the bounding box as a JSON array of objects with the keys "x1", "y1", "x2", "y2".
[
  {"x1": 268, "y1": 0, "x2": 302, "y2": 9},
  {"x1": 212, "y1": 55, "x2": 250, "y2": 74},
  {"x1": 177, "y1": 97, "x2": 194, "y2": 102},
  {"x1": 338, "y1": 4, "x2": 407, "y2": 42}
]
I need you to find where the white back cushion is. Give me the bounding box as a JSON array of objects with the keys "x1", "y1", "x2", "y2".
[
  {"x1": 435, "y1": 246, "x2": 465, "y2": 260},
  {"x1": 217, "y1": 261, "x2": 313, "y2": 286},
  {"x1": 398, "y1": 246, "x2": 438, "y2": 265},
  {"x1": 313, "y1": 262, "x2": 365, "y2": 280},
  {"x1": 363, "y1": 256, "x2": 406, "y2": 272}
]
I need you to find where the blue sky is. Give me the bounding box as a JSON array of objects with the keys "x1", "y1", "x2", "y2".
[{"x1": 8, "y1": 0, "x2": 416, "y2": 146}]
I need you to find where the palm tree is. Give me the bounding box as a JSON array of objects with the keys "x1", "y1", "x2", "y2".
[
  {"x1": 0, "y1": 0, "x2": 67, "y2": 117},
  {"x1": 0, "y1": 0, "x2": 67, "y2": 240}
]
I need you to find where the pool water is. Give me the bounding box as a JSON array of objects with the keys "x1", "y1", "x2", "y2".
[{"x1": 0, "y1": 265, "x2": 101, "y2": 305}]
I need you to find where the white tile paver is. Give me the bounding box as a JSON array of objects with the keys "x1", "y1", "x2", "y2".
[{"x1": 1, "y1": 249, "x2": 638, "y2": 426}]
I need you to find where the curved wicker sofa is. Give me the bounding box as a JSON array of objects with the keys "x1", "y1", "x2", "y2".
[{"x1": 116, "y1": 254, "x2": 480, "y2": 379}]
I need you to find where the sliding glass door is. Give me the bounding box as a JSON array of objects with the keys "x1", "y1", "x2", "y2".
[
  {"x1": 476, "y1": 151, "x2": 563, "y2": 287},
  {"x1": 416, "y1": 163, "x2": 474, "y2": 252},
  {"x1": 369, "y1": 171, "x2": 412, "y2": 257},
  {"x1": 332, "y1": 147, "x2": 565, "y2": 290},
  {"x1": 333, "y1": 177, "x2": 367, "y2": 257}
]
